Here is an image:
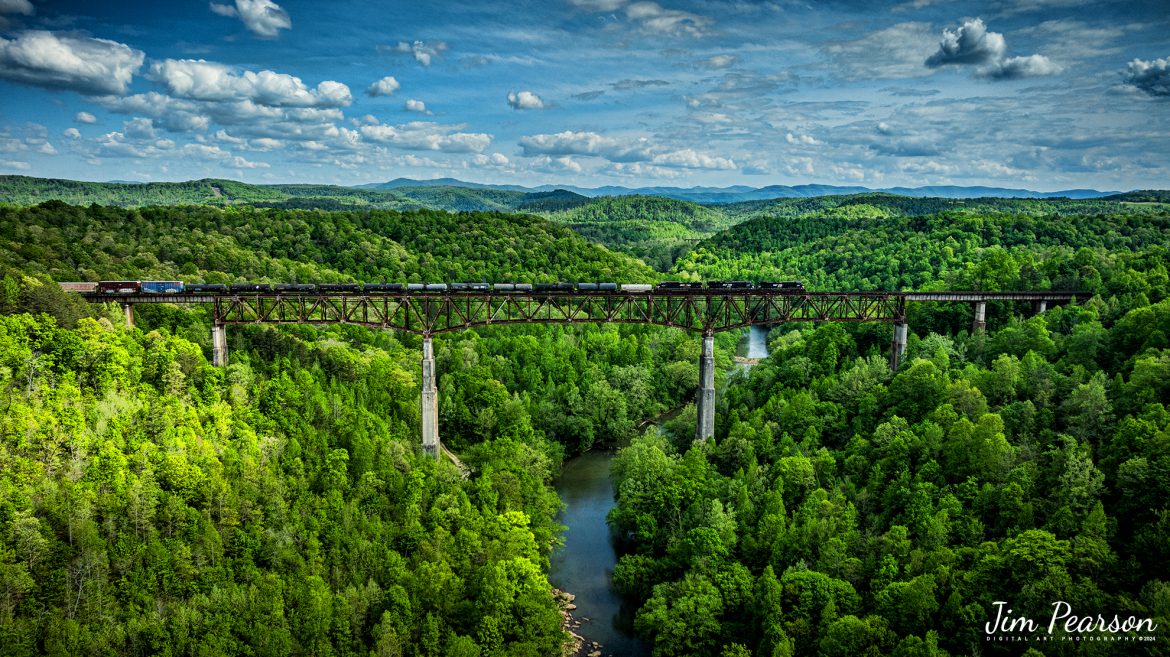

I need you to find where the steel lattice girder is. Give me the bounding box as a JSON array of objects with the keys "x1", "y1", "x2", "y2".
[{"x1": 210, "y1": 292, "x2": 912, "y2": 334}]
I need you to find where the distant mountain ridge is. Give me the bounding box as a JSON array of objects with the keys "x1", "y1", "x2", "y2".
[{"x1": 358, "y1": 177, "x2": 1123, "y2": 202}]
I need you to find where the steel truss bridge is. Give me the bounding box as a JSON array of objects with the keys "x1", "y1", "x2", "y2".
[{"x1": 82, "y1": 287, "x2": 1091, "y2": 460}]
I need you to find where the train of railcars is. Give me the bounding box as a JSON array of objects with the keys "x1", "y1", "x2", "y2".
[{"x1": 64, "y1": 280, "x2": 808, "y2": 295}]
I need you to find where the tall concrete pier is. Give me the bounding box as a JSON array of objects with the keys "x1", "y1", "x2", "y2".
[
  {"x1": 695, "y1": 332, "x2": 715, "y2": 442},
  {"x1": 212, "y1": 323, "x2": 228, "y2": 367},
  {"x1": 421, "y1": 336, "x2": 440, "y2": 460},
  {"x1": 973, "y1": 301, "x2": 987, "y2": 332},
  {"x1": 890, "y1": 322, "x2": 908, "y2": 370},
  {"x1": 122, "y1": 303, "x2": 134, "y2": 327}
]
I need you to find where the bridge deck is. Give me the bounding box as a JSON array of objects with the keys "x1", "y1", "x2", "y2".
[{"x1": 81, "y1": 289, "x2": 1090, "y2": 335}]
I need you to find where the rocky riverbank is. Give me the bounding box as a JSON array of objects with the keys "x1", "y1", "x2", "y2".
[{"x1": 555, "y1": 588, "x2": 612, "y2": 657}]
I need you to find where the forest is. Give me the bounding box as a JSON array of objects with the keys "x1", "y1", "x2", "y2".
[{"x1": 0, "y1": 187, "x2": 1167, "y2": 656}]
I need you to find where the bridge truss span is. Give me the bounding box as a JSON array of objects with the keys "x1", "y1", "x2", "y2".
[
  {"x1": 78, "y1": 285, "x2": 1091, "y2": 459},
  {"x1": 207, "y1": 290, "x2": 909, "y2": 334}
]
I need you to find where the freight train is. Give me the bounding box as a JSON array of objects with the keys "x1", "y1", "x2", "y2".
[{"x1": 60, "y1": 280, "x2": 806, "y2": 295}]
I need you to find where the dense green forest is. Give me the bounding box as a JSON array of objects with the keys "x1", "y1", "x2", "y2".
[
  {"x1": 610, "y1": 199, "x2": 1170, "y2": 655},
  {"x1": 0, "y1": 201, "x2": 735, "y2": 656},
  {"x1": 1, "y1": 185, "x2": 1169, "y2": 656},
  {"x1": 674, "y1": 194, "x2": 1170, "y2": 290}
]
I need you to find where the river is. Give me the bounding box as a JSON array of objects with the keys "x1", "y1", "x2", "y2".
[
  {"x1": 744, "y1": 324, "x2": 770, "y2": 360},
  {"x1": 550, "y1": 451, "x2": 648, "y2": 656},
  {"x1": 548, "y1": 326, "x2": 770, "y2": 656}
]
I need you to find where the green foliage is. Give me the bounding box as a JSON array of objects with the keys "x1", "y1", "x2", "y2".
[{"x1": 611, "y1": 240, "x2": 1170, "y2": 656}]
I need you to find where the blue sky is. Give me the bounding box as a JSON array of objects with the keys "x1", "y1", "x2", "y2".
[{"x1": 1, "y1": 0, "x2": 1167, "y2": 190}]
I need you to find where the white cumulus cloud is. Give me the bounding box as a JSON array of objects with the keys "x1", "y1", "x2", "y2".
[
  {"x1": 925, "y1": 18, "x2": 1006, "y2": 67},
  {"x1": 366, "y1": 75, "x2": 400, "y2": 97},
  {"x1": 75, "y1": 111, "x2": 97, "y2": 124},
  {"x1": 361, "y1": 121, "x2": 491, "y2": 153},
  {"x1": 651, "y1": 148, "x2": 735, "y2": 170},
  {"x1": 394, "y1": 40, "x2": 447, "y2": 67},
  {"x1": 209, "y1": 0, "x2": 290, "y2": 38},
  {"x1": 404, "y1": 99, "x2": 427, "y2": 113},
  {"x1": 519, "y1": 130, "x2": 735, "y2": 170},
  {"x1": 926, "y1": 18, "x2": 1060, "y2": 80},
  {"x1": 978, "y1": 54, "x2": 1063, "y2": 79},
  {"x1": 786, "y1": 132, "x2": 821, "y2": 146},
  {"x1": 151, "y1": 59, "x2": 351, "y2": 108},
  {"x1": 63, "y1": 127, "x2": 80, "y2": 139},
  {"x1": 0, "y1": 31, "x2": 144, "y2": 95},
  {"x1": 1125, "y1": 56, "x2": 1170, "y2": 97},
  {"x1": 507, "y1": 90, "x2": 544, "y2": 110}
]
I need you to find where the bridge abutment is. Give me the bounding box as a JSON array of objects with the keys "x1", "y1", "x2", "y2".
[
  {"x1": 972, "y1": 301, "x2": 986, "y2": 332},
  {"x1": 421, "y1": 336, "x2": 440, "y2": 460},
  {"x1": 212, "y1": 323, "x2": 228, "y2": 367},
  {"x1": 695, "y1": 332, "x2": 715, "y2": 443},
  {"x1": 889, "y1": 322, "x2": 907, "y2": 370}
]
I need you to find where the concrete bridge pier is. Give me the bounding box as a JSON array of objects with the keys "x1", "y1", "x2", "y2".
[
  {"x1": 421, "y1": 335, "x2": 440, "y2": 460},
  {"x1": 1035, "y1": 300, "x2": 1048, "y2": 314},
  {"x1": 695, "y1": 331, "x2": 716, "y2": 443},
  {"x1": 889, "y1": 321, "x2": 907, "y2": 371},
  {"x1": 122, "y1": 303, "x2": 134, "y2": 327},
  {"x1": 211, "y1": 323, "x2": 228, "y2": 367},
  {"x1": 972, "y1": 301, "x2": 987, "y2": 332}
]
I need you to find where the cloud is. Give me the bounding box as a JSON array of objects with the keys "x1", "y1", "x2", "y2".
[
  {"x1": 122, "y1": 117, "x2": 156, "y2": 140},
  {"x1": 471, "y1": 152, "x2": 511, "y2": 168},
  {"x1": 1125, "y1": 57, "x2": 1170, "y2": 97},
  {"x1": 825, "y1": 22, "x2": 936, "y2": 79},
  {"x1": 926, "y1": 18, "x2": 1060, "y2": 80},
  {"x1": 977, "y1": 54, "x2": 1062, "y2": 80},
  {"x1": 393, "y1": 40, "x2": 447, "y2": 67},
  {"x1": 571, "y1": 0, "x2": 711, "y2": 36},
  {"x1": 360, "y1": 121, "x2": 491, "y2": 153},
  {"x1": 518, "y1": 130, "x2": 734, "y2": 170},
  {"x1": 507, "y1": 90, "x2": 544, "y2": 110},
  {"x1": 925, "y1": 18, "x2": 1006, "y2": 67},
  {"x1": 182, "y1": 143, "x2": 269, "y2": 168},
  {"x1": 704, "y1": 54, "x2": 737, "y2": 69},
  {"x1": 650, "y1": 148, "x2": 735, "y2": 170},
  {"x1": 785, "y1": 132, "x2": 820, "y2": 146},
  {"x1": 604, "y1": 162, "x2": 684, "y2": 179},
  {"x1": 0, "y1": 0, "x2": 33, "y2": 15},
  {"x1": 209, "y1": 0, "x2": 291, "y2": 38},
  {"x1": 91, "y1": 92, "x2": 212, "y2": 132},
  {"x1": 624, "y1": 1, "x2": 711, "y2": 36},
  {"x1": 569, "y1": 0, "x2": 626, "y2": 10},
  {"x1": 0, "y1": 159, "x2": 30, "y2": 170},
  {"x1": 63, "y1": 127, "x2": 80, "y2": 139},
  {"x1": 404, "y1": 99, "x2": 427, "y2": 113},
  {"x1": 366, "y1": 75, "x2": 400, "y2": 97},
  {"x1": 75, "y1": 111, "x2": 97, "y2": 124},
  {"x1": 611, "y1": 78, "x2": 670, "y2": 91},
  {"x1": 519, "y1": 130, "x2": 653, "y2": 161},
  {"x1": 151, "y1": 59, "x2": 352, "y2": 107},
  {"x1": 0, "y1": 31, "x2": 145, "y2": 95},
  {"x1": 532, "y1": 155, "x2": 584, "y2": 174},
  {"x1": 573, "y1": 90, "x2": 606, "y2": 101}
]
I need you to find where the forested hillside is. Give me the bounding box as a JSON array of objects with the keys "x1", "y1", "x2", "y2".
[
  {"x1": 674, "y1": 194, "x2": 1170, "y2": 291},
  {"x1": 545, "y1": 195, "x2": 737, "y2": 271},
  {"x1": 0, "y1": 201, "x2": 727, "y2": 656},
  {"x1": 610, "y1": 200, "x2": 1170, "y2": 656}
]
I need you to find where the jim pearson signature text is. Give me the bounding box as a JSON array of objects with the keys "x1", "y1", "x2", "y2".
[{"x1": 986, "y1": 601, "x2": 1159, "y2": 637}]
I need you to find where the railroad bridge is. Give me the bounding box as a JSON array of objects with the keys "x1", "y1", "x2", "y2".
[{"x1": 80, "y1": 287, "x2": 1090, "y2": 460}]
